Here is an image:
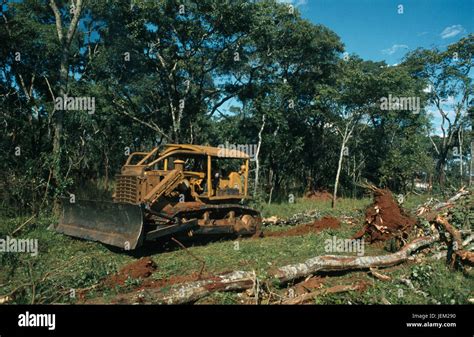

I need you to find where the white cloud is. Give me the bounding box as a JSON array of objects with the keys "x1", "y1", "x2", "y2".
[
  {"x1": 295, "y1": 0, "x2": 308, "y2": 5},
  {"x1": 381, "y1": 44, "x2": 408, "y2": 55},
  {"x1": 440, "y1": 25, "x2": 465, "y2": 39}
]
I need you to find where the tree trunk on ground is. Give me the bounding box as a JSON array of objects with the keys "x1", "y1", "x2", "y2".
[
  {"x1": 434, "y1": 215, "x2": 474, "y2": 266},
  {"x1": 282, "y1": 283, "x2": 366, "y2": 305},
  {"x1": 430, "y1": 188, "x2": 469, "y2": 212},
  {"x1": 271, "y1": 234, "x2": 439, "y2": 282},
  {"x1": 111, "y1": 234, "x2": 439, "y2": 304}
]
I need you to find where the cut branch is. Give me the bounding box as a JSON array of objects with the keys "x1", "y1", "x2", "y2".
[
  {"x1": 272, "y1": 234, "x2": 439, "y2": 283},
  {"x1": 434, "y1": 215, "x2": 474, "y2": 266},
  {"x1": 282, "y1": 282, "x2": 367, "y2": 305}
]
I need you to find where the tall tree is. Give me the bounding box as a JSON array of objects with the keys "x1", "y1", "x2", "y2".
[{"x1": 404, "y1": 35, "x2": 473, "y2": 187}]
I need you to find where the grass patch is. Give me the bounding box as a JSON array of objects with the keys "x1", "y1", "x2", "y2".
[
  {"x1": 0, "y1": 194, "x2": 471, "y2": 304},
  {"x1": 259, "y1": 197, "x2": 371, "y2": 218}
]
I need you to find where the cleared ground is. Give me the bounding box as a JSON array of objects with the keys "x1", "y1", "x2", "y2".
[{"x1": 1, "y1": 194, "x2": 472, "y2": 304}]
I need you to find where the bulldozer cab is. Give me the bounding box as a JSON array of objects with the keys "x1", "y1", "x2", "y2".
[{"x1": 115, "y1": 144, "x2": 250, "y2": 204}]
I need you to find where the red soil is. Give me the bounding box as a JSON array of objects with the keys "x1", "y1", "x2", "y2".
[
  {"x1": 304, "y1": 190, "x2": 333, "y2": 201},
  {"x1": 105, "y1": 257, "x2": 157, "y2": 287},
  {"x1": 354, "y1": 189, "x2": 416, "y2": 243},
  {"x1": 137, "y1": 272, "x2": 211, "y2": 290}
]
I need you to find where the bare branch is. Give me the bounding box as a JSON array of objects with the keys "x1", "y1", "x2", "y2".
[
  {"x1": 48, "y1": 0, "x2": 64, "y2": 43},
  {"x1": 66, "y1": 0, "x2": 83, "y2": 47},
  {"x1": 114, "y1": 100, "x2": 171, "y2": 141}
]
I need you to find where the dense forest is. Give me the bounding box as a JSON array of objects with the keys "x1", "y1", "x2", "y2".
[{"x1": 1, "y1": 0, "x2": 473, "y2": 216}]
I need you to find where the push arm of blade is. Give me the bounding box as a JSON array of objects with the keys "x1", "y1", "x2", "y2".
[
  {"x1": 144, "y1": 169, "x2": 184, "y2": 205},
  {"x1": 146, "y1": 208, "x2": 179, "y2": 225}
]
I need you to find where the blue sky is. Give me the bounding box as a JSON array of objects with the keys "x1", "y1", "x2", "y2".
[
  {"x1": 272, "y1": 0, "x2": 474, "y2": 136},
  {"x1": 290, "y1": 0, "x2": 473, "y2": 65}
]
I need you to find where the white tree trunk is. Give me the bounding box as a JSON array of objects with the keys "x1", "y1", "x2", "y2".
[
  {"x1": 333, "y1": 125, "x2": 351, "y2": 208},
  {"x1": 470, "y1": 141, "x2": 473, "y2": 186},
  {"x1": 458, "y1": 128, "x2": 463, "y2": 185},
  {"x1": 332, "y1": 139, "x2": 345, "y2": 208},
  {"x1": 254, "y1": 115, "x2": 265, "y2": 196}
]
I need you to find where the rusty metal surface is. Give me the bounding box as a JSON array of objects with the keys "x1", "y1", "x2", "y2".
[
  {"x1": 145, "y1": 219, "x2": 198, "y2": 240},
  {"x1": 55, "y1": 199, "x2": 144, "y2": 249},
  {"x1": 193, "y1": 226, "x2": 234, "y2": 235},
  {"x1": 160, "y1": 202, "x2": 259, "y2": 217},
  {"x1": 114, "y1": 175, "x2": 140, "y2": 204},
  {"x1": 145, "y1": 169, "x2": 184, "y2": 203},
  {"x1": 157, "y1": 201, "x2": 261, "y2": 235}
]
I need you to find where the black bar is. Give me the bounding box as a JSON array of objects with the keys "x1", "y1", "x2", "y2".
[{"x1": 0, "y1": 305, "x2": 472, "y2": 337}]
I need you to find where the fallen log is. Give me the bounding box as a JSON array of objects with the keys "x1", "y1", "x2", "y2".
[
  {"x1": 434, "y1": 215, "x2": 474, "y2": 266},
  {"x1": 112, "y1": 234, "x2": 439, "y2": 304},
  {"x1": 369, "y1": 268, "x2": 391, "y2": 281},
  {"x1": 435, "y1": 215, "x2": 463, "y2": 246},
  {"x1": 282, "y1": 282, "x2": 367, "y2": 305},
  {"x1": 417, "y1": 189, "x2": 470, "y2": 218},
  {"x1": 263, "y1": 210, "x2": 323, "y2": 227},
  {"x1": 117, "y1": 270, "x2": 257, "y2": 304},
  {"x1": 272, "y1": 234, "x2": 439, "y2": 283},
  {"x1": 432, "y1": 189, "x2": 469, "y2": 211}
]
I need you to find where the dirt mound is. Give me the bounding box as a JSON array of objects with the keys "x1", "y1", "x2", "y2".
[
  {"x1": 105, "y1": 257, "x2": 157, "y2": 287},
  {"x1": 354, "y1": 189, "x2": 416, "y2": 243},
  {"x1": 264, "y1": 216, "x2": 340, "y2": 238},
  {"x1": 304, "y1": 190, "x2": 333, "y2": 201}
]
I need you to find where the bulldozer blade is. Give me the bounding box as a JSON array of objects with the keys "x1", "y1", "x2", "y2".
[{"x1": 55, "y1": 199, "x2": 144, "y2": 249}]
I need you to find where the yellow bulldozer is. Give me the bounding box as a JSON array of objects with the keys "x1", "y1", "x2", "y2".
[{"x1": 54, "y1": 144, "x2": 261, "y2": 250}]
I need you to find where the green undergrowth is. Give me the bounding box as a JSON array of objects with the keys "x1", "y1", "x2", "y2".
[{"x1": 0, "y1": 193, "x2": 471, "y2": 304}]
